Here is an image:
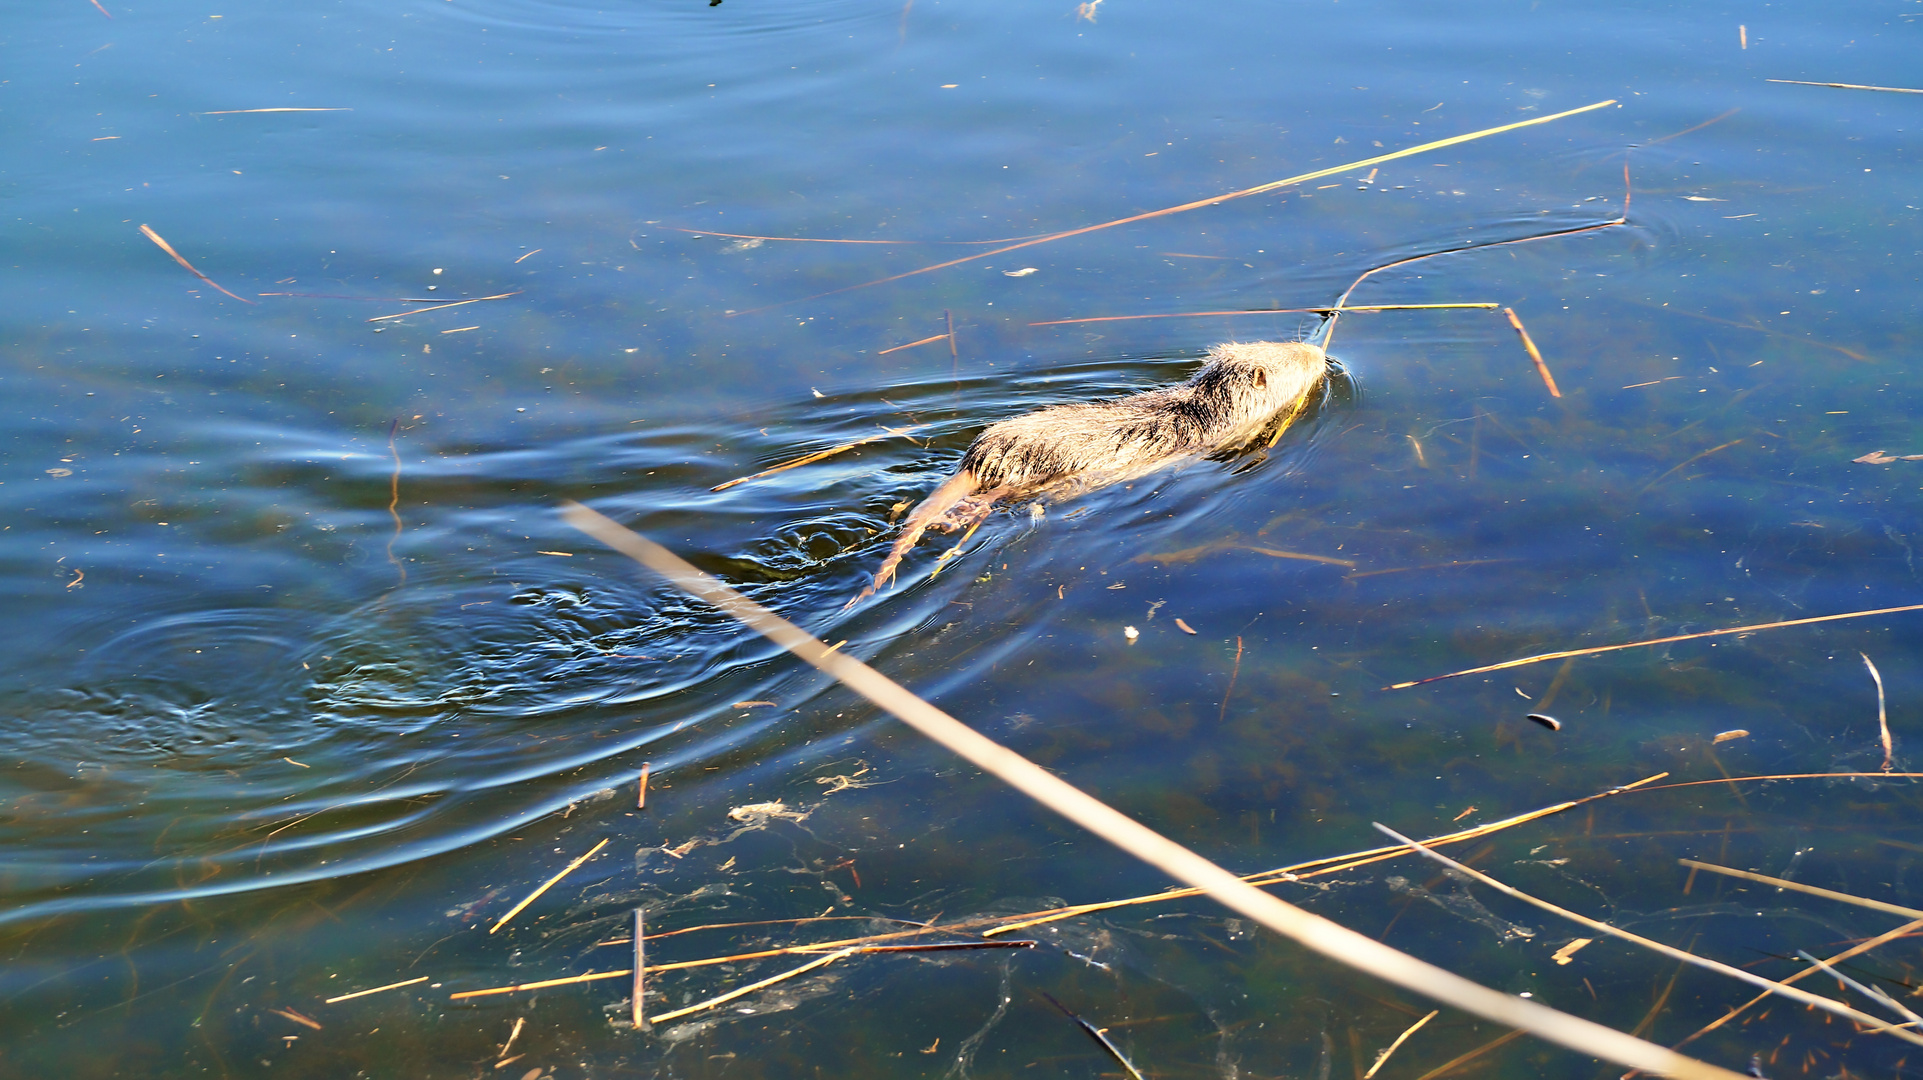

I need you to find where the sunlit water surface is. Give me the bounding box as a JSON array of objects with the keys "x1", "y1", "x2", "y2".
[{"x1": 4, "y1": 0, "x2": 1922, "y2": 1076}]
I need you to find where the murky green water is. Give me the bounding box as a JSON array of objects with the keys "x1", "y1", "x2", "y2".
[{"x1": 5, "y1": 0, "x2": 1922, "y2": 1076}]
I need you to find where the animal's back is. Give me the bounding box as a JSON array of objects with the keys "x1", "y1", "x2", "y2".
[
  {"x1": 961, "y1": 340, "x2": 1327, "y2": 490},
  {"x1": 850, "y1": 340, "x2": 1327, "y2": 603}
]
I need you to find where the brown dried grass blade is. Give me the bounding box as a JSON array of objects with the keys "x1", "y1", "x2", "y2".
[
  {"x1": 1028, "y1": 303, "x2": 1498, "y2": 327},
  {"x1": 670, "y1": 226, "x2": 1049, "y2": 245},
  {"x1": 489, "y1": 838, "x2": 608, "y2": 934},
  {"x1": 982, "y1": 773, "x2": 1669, "y2": 937},
  {"x1": 1646, "y1": 108, "x2": 1740, "y2": 146},
  {"x1": 710, "y1": 425, "x2": 924, "y2": 492},
  {"x1": 323, "y1": 975, "x2": 428, "y2": 1004},
  {"x1": 1503, "y1": 308, "x2": 1561, "y2": 398},
  {"x1": 1412, "y1": 1029, "x2": 1528, "y2": 1080},
  {"x1": 648, "y1": 947, "x2": 857, "y2": 1025},
  {"x1": 1638, "y1": 916, "x2": 1923, "y2": 1075},
  {"x1": 1641, "y1": 439, "x2": 1742, "y2": 492},
  {"x1": 138, "y1": 224, "x2": 255, "y2": 304},
  {"x1": 1365, "y1": 1009, "x2": 1439, "y2": 1079},
  {"x1": 450, "y1": 969, "x2": 631, "y2": 1000},
  {"x1": 1375, "y1": 824, "x2": 1923, "y2": 1047},
  {"x1": 367, "y1": 291, "x2": 521, "y2": 322},
  {"x1": 742, "y1": 101, "x2": 1618, "y2": 314},
  {"x1": 1766, "y1": 79, "x2": 1923, "y2": 95},
  {"x1": 561, "y1": 502, "x2": 1742, "y2": 1080},
  {"x1": 1385, "y1": 603, "x2": 1923, "y2": 689},
  {"x1": 1676, "y1": 859, "x2": 1923, "y2": 920},
  {"x1": 1863, "y1": 653, "x2": 1894, "y2": 771},
  {"x1": 877, "y1": 333, "x2": 950, "y2": 355},
  {"x1": 1645, "y1": 303, "x2": 1869, "y2": 361}
]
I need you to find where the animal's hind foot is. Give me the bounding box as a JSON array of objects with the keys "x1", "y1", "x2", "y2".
[{"x1": 934, "y1": 487, "x2": 1012, "y2": 533}]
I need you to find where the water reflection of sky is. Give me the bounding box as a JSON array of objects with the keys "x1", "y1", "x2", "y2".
[{"x1": 3, "y1": 0, "x2": 1921, "y2": 1076}]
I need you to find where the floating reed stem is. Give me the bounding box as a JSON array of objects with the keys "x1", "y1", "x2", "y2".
[
  {"x1": 1795, "y1": 949, "x2": 1923, "y2": 1028},
  {"x1": 1412, "y1": 1029, "x2": 1528, "y2": 1080},
  {"x1": 1766, "y1": 78, "x2": 1923, "y2": 95},
  {"x1": 1374, "y1": 824, "x2": 1923, "y2": 1047},
  {"x1": 1366, "y1": 1010, "x2": 1439, "y2": 1079},
  {"x1": 1502, "y1": 308, "x2": 1560, "y2": 398},
  {"x1": 367, "y1": 291, "x2": 521, "y2": 323},
  {"x1": 1041, "y1": 992, "x2": 1146, "y2": 1080},
  {"x1": 638, "y1": 763, "x2": 650, "y2": 809},
  {"x1": 450, "y1": 969, "x2": 631, "y2": 1000},
  {"x1": 323, "y1": 976, "x2": 428, "y2": 1004},
  {"x1": 1217, "y1": 636, "x2": 1243, "y2": 724},
  {"x1": 490, "y1": 838, "x2": 609, "y2": 934},
  {"x1": 711, "y1": 425, "x2": 924, "y2": 492},
  {"x1": 738, "y1": 101, "x2": 1618, "y2": 315},
  {"x1": 1863, "y1": 653, "x2": 1893, "y2": 771},
  {"x1": 1385, "y1": 603, "x2": 1923, "y2": 689},
  {"x1": 877, "y1": 333, "x2": 951, "y2": 356},
  {"x1": 982, "y1": 773, "x2": 1669, "y2": 938},
  {"x1": 1028, "y1": 303, "x2": 1498, "y2": 328},
  {"x1": 1641, "y1": 439, "x2": 1742, "y2": 492},
  {"x1": 1676, "y1": 859, "x2": 1923, "y2": 920},
  {"x1": 561, "y1": 502, "x2": 1743, "y2": 1080},
  {"x1": 1650, "y1": 915, "x2": 1923, "y2": 1069},
  {"x1": 648, "y1": 948, "x2": 857, "y2": 1025},
  {"x1": 138, "y1": 224, "x2": 255, "y2": 304}
]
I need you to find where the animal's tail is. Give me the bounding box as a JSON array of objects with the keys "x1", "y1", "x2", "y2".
[{"x1": 844, "y1": 471, "x2": 980, "y2": 609}]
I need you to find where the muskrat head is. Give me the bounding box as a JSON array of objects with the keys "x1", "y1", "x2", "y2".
[{"x1": 1189, "y1": 340, "x2": 1330, "y2": 424}]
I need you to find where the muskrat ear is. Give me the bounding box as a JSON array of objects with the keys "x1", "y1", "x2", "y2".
[{"x1": 1252, "y1": 370, "x2": 1267, "y2": 389}]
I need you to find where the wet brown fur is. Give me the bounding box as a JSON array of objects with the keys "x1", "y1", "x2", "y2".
[{"x1": 854, "y1": 341, "x2": 1328, "y2": 602}]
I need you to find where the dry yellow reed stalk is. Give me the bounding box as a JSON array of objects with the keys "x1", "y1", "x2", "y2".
[
  {"x1": 561, "y1": 502, "x2": 1742, "y2": 1080},
  {"x1": 490, "y1": 838, "x2": 608, "y2": 934},
  {"x1": 323, "y1": 976, "x2": 428, "y2": 1004},
  {"x1": 1676, "y1": 859, "x2": 1923, "y2": 919},
  {"x1": 741, "y1": 100, "x2": 1618, "y2": 314},
  {"x1": 1386, "y1": 603, "x2": 1923, "y2": 689},
  {"x1": 1503, "y1": 308, "x2": 1561, "y2": 398},
  {"x1": 138, "y1": 224, "x2": 255, "y2": 304},
  {"x1": 1375, "y1": 824, "x2": 1923, "y2": 1048}
]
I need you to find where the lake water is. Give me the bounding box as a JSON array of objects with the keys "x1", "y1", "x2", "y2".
[{"x1": 6, "y1": 0, "x2": 1923, "y2": 1076}]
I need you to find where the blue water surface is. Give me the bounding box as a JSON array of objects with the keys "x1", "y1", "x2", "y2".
[{"x1": 4, "y1": 0, "x2": 1922, "y2": 1076}]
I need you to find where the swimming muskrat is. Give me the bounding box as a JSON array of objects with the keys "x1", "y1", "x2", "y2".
[{"x1": 855, "y1": 340, "x2": 1330, "y2": 601}]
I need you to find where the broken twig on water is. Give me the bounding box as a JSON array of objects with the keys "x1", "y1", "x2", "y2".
[{"x1": 1503, "y1": 308, "x2": 1561, "y2": 398}]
